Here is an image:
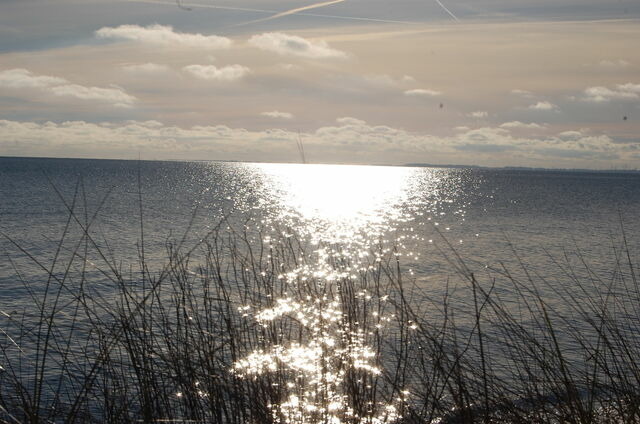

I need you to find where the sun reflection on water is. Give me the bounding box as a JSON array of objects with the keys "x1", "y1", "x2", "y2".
[
  {"x1": 232, "y1": 164, "x2": 438, "y2": 423},
  {"x1": 234, "y1": 293, "x2": 404, "y2": 423},
  {"x1": 251, "y1": 163, "x2": 420, "y2": 242}
]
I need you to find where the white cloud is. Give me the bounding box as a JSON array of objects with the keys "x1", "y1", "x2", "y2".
[
  {"x1": 500, "y1": 121, "x2": 545, "y2": 129},
  {"x1": 278, "y1": 63, "x2": 302, "y2": 71},
  {"x1": 404, "y1": 88, "x2": 442, "y2": 97},
  {"x1": 95, "y1": 24, "x2": 231, "y2": 49},
  {"x1": 595, "y1": 59, "x2": 631, "y2": 70},
  {"x1": 0, "y1": 68, "x2": 135, "y2": 107},
  {"x1": 183, "y1": 64, "x2": 250, "y2": 81},
  {"x1": 121, "y1": 63, "x2": 170, "y2": 74},
  {"x1": 468, "y1": 111, "x2": 488, "y2": 118},
  {"x1": 335, "y1": 117, "x2": 366, "y2": 126},
  {"x1": 362, "y1": 74, "x2": 415, "y2": 87},
  {"x1": 50, "y1": 84, "x2": 135, "y2": 108},
  {"x1": 580, "y1": 83, "x2": 640, "y2": 102},
  {"x1": 0, "y1": 68, "x2": 67, "y2": 88},
  {"x1": 528, "y1": 101, "x2": 558, "y2": 110},
  {"x1": 511, "y1": 89, "x2": 535, "y2": 98},
  {"x1": 0, "y1": 119, "x2": 298, "y2": 157},
  {"x1": 248, "y1": 33, "x2": 346, "y2": 59},
  {"x1": 558, "y1": 130, "x2": 585, "y2": 140},
  {"x1": 0, "y1": 118, "x2": 633, "y2": 166},
  {"x1": 363, "y1": 74, "x2": 398, "y2": 87},
  {"x1": 262, "y1": 111, "x2": 293, "y2": 119}
]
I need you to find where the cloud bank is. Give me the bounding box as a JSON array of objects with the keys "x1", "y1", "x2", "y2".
[{"x1": 1, "y1": 118, "x2": 635, "y2": 168}]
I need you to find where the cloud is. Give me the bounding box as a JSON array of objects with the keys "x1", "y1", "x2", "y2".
[
  {"x1": 361, "y1": 74, "x2": 415, "y2": 87},
  {"x1": 500, "y1": 121, "x2": 545, "y2": 129},
  {"x1": 50, "y1": 84, "x2": 135, "y2": 108},
  {"x1": 0, "y1": 68, "x2": 67, "y2": 88},
  {"x1": 580, "y1": 83, "x2": 640, "y2": 103},
  {"x1": 335, "y1": 117, "x2": 366, "y2": 125},
  {"x1": 594, "y1": 59, "x2": 631, "y2": 70},
  {"x1": 121, "y1": 63, "x2": 170, "y2": 74},
  {"x1": 183, "y1": 64, "x2": 250, "y2": 81},
  {"x1": 468, "y1": 111, "x2": 488, "y2": 118},
  {"x1": 262, "y1": 111, "x2": 294, "y2": 119},
  {"x1": 511, "y1": 89, "x2": 535, "y2": 98},
  {"x1": 0, "y1": 119, "x2": 297, "y2": 158},
  {"x1": 404, "y1": 88, "x2": 442, "y2": 97},
  {"x1": 454, "y1": 143, "x2": 514, "y2": 153},
  {"x1": 619, "y1": 83, "x2": 640, "y2": 93},
  {"x1": 0, "y1": 68, "x2": 135, "y2": 107},
  {"x1": 278, "y1": 63, "x2": 302, "y2": 71},
  {"x1": 95, "y1": 24, "x2": 231, "y2": 49},
  {"x1": 0, "y1": 118, "x2": 634, "y2": 167},
  {"x1": 452, "y1": 127, "x2": 623, "y2": 162},
  {"x1": 528, "y1": 101, "x2": 558, "y2": 111},
  {"x1": 248, "y1": 33, "x2": 346, "y2": 59},
  {"x1": 558, "y1": 130, "x2": 585, "y2": 140}
]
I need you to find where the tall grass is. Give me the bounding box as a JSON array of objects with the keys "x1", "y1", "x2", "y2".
[{"x1": 0, "y1": 184, "x2": 638, "y2": 423}]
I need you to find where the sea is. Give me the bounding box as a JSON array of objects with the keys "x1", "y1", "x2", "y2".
[
  {"x1": 0, "y1": 156, "x2": 639, "y2": 419},
  {"x1": 2, "y1": 157, "x2": 638, "y2": 295}
]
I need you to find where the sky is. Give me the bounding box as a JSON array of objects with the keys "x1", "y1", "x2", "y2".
[{"x1": 0, "y1": 0, "x2": 639, "y2": 169}]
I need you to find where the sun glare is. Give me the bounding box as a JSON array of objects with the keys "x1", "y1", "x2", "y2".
[
  {"x1": 228, "y1": 164, "x2": 423, "y2": 423},
  {"x1": 251, "y1": 163, "x2": 418, "y2": 241}
]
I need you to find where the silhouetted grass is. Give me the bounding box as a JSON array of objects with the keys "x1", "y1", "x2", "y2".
[{"x1": 0, "y1": 184, "x2": 638, "y2": 423}]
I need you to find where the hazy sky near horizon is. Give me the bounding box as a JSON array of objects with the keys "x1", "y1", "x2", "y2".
[{"x1": 1, "y1": 0, "x2": 639, "y2": 168}]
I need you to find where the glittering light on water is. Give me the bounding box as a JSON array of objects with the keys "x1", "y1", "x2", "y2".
[
  {"x1": 251, "y1": 163, "x2": 420, "y2": 242},
  {"x1": 227, "y1": 164, "x2": 460, "y2": 423},
  {"x1": 234, "y1": 294, "x2": 403, "y2": 423}
]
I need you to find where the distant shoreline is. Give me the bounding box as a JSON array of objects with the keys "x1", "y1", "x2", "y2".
[
  {"x1": 1, "y1": 155, "x2": 639, "y2": 175},
  {"x1": 404, "y1": 162, "x2": 640, "y2": 174}
]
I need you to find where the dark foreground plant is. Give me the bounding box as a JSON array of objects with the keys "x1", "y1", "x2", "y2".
[{"x1": 0, "y1": 185, "x2": 638, "y2": 423}]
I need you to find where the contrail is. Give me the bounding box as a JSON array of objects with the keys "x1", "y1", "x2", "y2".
[
  {"x1": 237, "y1": 0, "x2": 346, "y2": 26},
  {"x1": 123, "y1": 0, "x2": 280, "y2": 15},
  {"x1": 122, "y1": 0, "x2": 420, "y2": 25},
  {"x1": 262, "y1": 0, "x2": 347, "y2": 21},
  {"x1": 433, "y1": 0, "x2": 459, "y2": 22}
]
